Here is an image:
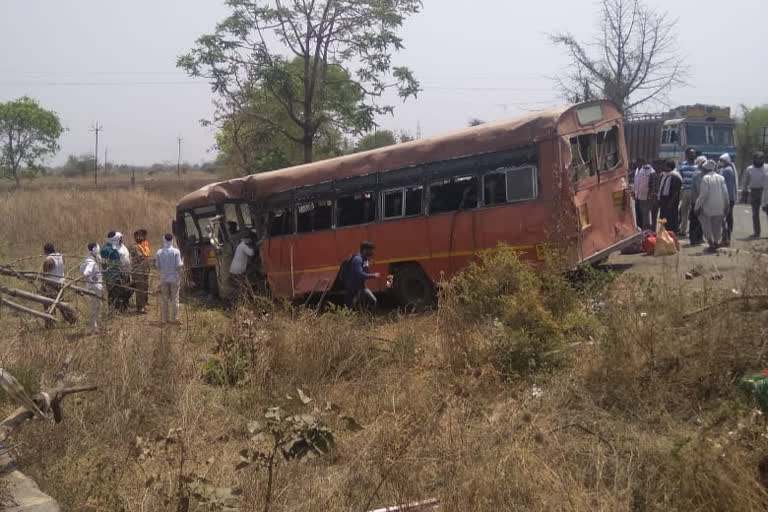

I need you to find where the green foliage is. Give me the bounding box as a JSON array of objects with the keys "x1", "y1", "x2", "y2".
[
  {"x1": 439, "y1": 245, "x2": 595, "y2": 374},
  {"x1": 214, "y1": 60, "x2": 356, "y2": 174},
  {"x1": 0, "y1": 96, "x2": 64, "y2": 185},
  {"x1": 178, "y1": 0, "x2": 421, "y2": 165},
  {"x1": 58, "y1": 154, "x2": 96, "y2": 178},
  {"x1": 201, "y1": 353, "x2": 248, "y2": 387},
  {"x1": 736, "y1": 104, "x2": 768, "y2": 169},
  {"x1": 356, "y1": 130, "x2": 398, "y2": 152}
]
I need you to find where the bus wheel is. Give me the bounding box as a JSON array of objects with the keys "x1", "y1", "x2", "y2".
[
  {"x1": 206, "y1": 269, "x2": 220, "y2": 298},
  {"x1": 393, "y1": 264, "x2": 435, "y2": 311}
]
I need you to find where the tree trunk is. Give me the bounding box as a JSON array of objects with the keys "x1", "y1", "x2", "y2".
[
  {"x1": 12, "y1": 163, "x2": 20, "y2": 187},
  {"x1": 303, "y1": 139, "x2": 313, "y2": 164}
]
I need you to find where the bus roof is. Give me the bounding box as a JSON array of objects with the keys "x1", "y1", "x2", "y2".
[{"x1": 178, "y1": 100, "x2": 621, "y2": 212}]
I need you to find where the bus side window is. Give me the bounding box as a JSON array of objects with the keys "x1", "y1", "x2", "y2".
[
  {"x1": 383, "y1": 186, "x2": 423, "y2": 219},
  {"x1": 506, "y1": 166, "x2": 537, "y2": 202},
  {"x1": 483, "y1": 173, "x2": 507, "y2": 205},
  {"x1": 297, "y1": 200, "x2": 333, "y2": 233},
  {"x1": 429, "y1": 176, "x2": 478, "y2": 214},
  {"x1": 269, "y1": 208, "x2": 294, "y2": 237},
  {"x1": 337, "y1": 192, "x2": 375, "y2": 227},
  {"x1": 405, "y1": 186, "x2": 423, "y2": 216}
]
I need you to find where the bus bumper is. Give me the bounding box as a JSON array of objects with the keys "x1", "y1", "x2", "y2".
[{"x1": 579, "y1": 232, "x2": 643, "y2": 265}]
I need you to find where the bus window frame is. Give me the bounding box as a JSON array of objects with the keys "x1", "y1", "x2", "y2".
[
  {"x1": 427, "y1": 174, "x2": 480, "y2": 216},
  {"x1": 482, "y1": 165, "x2": 539, "y2": 207},
  {"x1": 380, "y1": 185, "x2": 424, "y2": 221},
  {"x1": 335, "y1": 190, "x2": 377, "y2": 229}
]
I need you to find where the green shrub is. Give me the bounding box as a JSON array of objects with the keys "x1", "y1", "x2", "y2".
[{"x1": 439, "y1": 244, "x2": 594, "y2": 373}]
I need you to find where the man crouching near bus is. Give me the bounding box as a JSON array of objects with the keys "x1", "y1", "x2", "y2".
[{"x1": 344, "y1": 241, "x2": 380, "y2": 311}]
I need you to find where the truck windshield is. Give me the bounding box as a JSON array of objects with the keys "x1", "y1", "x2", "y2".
[
  {"x1": 711, "y1": 126, "x2": 734, "y2": 146},
  {"x1": 686, "y1": 125, "x2": 707, "y2": 146}
]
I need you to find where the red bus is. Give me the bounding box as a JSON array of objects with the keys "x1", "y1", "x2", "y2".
[{"x1": 175, "y1": 100, "x2": 638, "y2": 307}]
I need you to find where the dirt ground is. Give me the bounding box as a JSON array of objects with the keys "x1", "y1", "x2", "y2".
[{"x1": 607, "y1": 203, "x2": 768, "y2": 292}]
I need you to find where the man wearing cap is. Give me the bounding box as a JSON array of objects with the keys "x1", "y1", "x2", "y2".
[
  {"x1": 746, "y1": 152, "x2": 767, "y2": 238},
  {"x1": 343, "y1": 241, "x2": 381, "y2": 311},
  {"x1": 678, "y1": 147, "x2": 698, "y2": 237},
  {"x1": 695, "y1": 160, "x2": 729, "y2": 253},
  {"x1": 129, "y1": 229, "x2": 151, "y2": 314},
  {"x1": 717, "y1": 154, "x2": 737, "y2": 246}
]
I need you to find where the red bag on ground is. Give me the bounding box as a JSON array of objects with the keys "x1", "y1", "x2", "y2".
[{"x1": 643, "y1": 233, "x2": 657, "y2": 256}]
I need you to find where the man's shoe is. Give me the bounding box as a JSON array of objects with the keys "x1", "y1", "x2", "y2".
[{"x1": 749, "y1": 234, "x2": 760, "y2": 239}]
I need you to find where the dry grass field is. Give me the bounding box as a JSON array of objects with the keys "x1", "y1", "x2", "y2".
[{"x1": 2, "y1": 183, "x2": 768, "y2": 511}]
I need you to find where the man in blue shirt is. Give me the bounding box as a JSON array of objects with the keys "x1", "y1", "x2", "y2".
[
  {"x1": 343, "y1": 241, "x2": 380, "y2": 311},
  {"x1": 678, "y1": 147, "x2": 698, "y2": 237}
]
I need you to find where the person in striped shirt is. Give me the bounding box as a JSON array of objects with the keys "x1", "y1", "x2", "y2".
[{"x1": 677, "y1": 147, "x2": 698, "y2": 237}]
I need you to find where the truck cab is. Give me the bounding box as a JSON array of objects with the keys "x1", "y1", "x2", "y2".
[{"x1": 659, "y1": 105, "x2": 736, "y2": 162}]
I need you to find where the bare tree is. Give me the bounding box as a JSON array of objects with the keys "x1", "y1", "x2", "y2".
[{"x1": 550, "y1": 0, "x2": 682, "y2": 113}]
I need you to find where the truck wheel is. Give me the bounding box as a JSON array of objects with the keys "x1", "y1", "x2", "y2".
[
  {"x1": 393, "y1": 264, "x2": 435, "y2": 311},
  {"x1": 206, "y1": 269, "x2": 220, "y2": 298}
]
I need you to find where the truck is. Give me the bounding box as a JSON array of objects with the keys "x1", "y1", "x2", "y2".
[{"x1": 624, "y1": 104, "x2": 736, "y2": 165}]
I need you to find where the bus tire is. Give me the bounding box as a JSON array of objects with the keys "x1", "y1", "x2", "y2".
[
  {"x1": 206, "y1": 269, "x2": 220, "y2": 298},
  {"x1": 392, "y1": 264, "x2": 435, "y2": 311}
]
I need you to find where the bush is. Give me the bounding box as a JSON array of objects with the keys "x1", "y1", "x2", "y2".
[{"x1": 438, "y1": 244, "x2": 594, "y2": 374}]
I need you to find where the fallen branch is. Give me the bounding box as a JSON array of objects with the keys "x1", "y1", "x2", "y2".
[
  {"x1": 0, "y1": 266, "x2": 102, "y2": 299},
  {"x1": 0, "y1": 285, "x2": 77, "y2": 322},
  {"x1": 0, "y1": 358, "x2": 97, "y2": 512},
  {"x1": 682, "y1": 295, "x2": 768, "y2": 320},
  {"x1": 0, "y1": 297, "x2": 58, "y2": 323}
]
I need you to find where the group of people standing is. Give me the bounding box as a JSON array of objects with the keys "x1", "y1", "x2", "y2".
[
  {"x1": 631, "y1": 147, "x2": 750, "y2": 253},
  {"x1": 39, "y1": 230, "x2": 184, "y2": 331}
]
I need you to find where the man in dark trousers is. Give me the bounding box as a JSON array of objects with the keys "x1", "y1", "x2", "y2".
[
  {"x1": 658, "y1": 160, "x2": 683, "y2": 233},
  {"x1": 344, "y1": 241, "x2": 380, "y2": 311}
]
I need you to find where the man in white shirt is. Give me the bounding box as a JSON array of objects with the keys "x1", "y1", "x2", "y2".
[
  {"x1": 746, "y1": 151, "x2": 767, "y2": 238},
  {"x1": 694, "y1": 160, "x2": 730, "y2": 253},
  {"x1": 80, "y1": 243, "x2": 103, "y2": 331},
  {"x1": 155, "y1": 233, "x2": 184, "y2": 324},
  {"x1": 229, "y1": 236, "x2": 256, "y2": 296}
]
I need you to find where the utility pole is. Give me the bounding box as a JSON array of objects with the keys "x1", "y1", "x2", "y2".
[
  {"x1": 177, "y1": 136, "x2": 183, "y2": 177},
  {"x1": 90, "y1": 123, "x2": 103, "y2": 185},
  {"x1": 104, "y1": 147, "x2": 108, "y2": 175}
]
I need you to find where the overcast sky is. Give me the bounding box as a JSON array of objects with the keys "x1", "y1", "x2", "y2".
[{"x1": 2, "y1": 0, "x2": 766, "y2": 167}]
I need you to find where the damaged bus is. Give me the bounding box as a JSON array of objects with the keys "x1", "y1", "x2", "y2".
[{"x1": 175, "y1": 100, "x2": 639, "y2": 307}]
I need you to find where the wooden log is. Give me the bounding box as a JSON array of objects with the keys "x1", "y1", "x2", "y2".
[
  {"x1": 0, "y1": 286, "x2": 77, "y2": 321},
  {"x1": 0, "y1": 267, "x2": 102, "y2": 299},
  {"x1": 0, "y1": 298, "x2": 57, "y2": 323}
]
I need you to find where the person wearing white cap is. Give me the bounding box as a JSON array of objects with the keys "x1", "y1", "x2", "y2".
[
  {"x1": 717, "y1": 154, "x2": 737, "y2": 245},
  {"x1": 80, "y1": 243, "x2": 103, "y2": 331},
  {"x1": 694, "y1": 160, "x2": 729, "y2": 253}
]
